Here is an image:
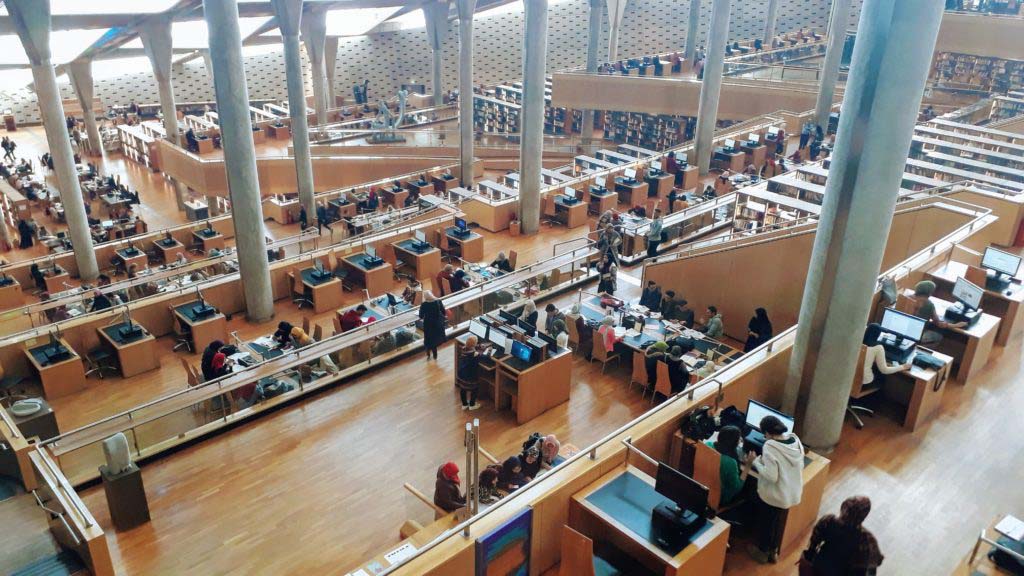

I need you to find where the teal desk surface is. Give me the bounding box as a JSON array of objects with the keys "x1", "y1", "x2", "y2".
[{"x1": 585, "y1": 470, "x2": 711, "y2": 556}]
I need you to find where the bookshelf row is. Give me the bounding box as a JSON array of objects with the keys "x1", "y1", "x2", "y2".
[{"x1": 932, "y1": 52, "x2": 1024, "y2": 93}]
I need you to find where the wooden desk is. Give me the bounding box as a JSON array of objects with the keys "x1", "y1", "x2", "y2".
[
  {"x1": 570, "y1": 465, "x2": 730, "y2": 576},
  {"x1": 589, "y1": 188, "x2": 618, "y2": 215},
  {"x1": 195, "y1": 137, "x2": 214, "y2": 154},
  {"x1": 954, "y1": 516, "x2": 1022, "y2": 576},
  {"x1": 740, "y1": 143, "x2": 767, "y2": 168},
  {"x1": 494, "y1": 348, "x2": 571, "y2": 424},
  {"x1": 884, "y1": 350, "x2": 953, "y2": 431},
  {"x1": 712, "y1": 150, "x2": 746, "y2": 172},
  {"x1": 432, "y1": 175, "x2": 458, "y2": 193},
  {"x1": 251, "y1": 128, "x2": 266, "y2": 144},
  {"x1": 328, "y1": 198, "x2": 356, "y2": 219},
  {"x1": 927, "y1": 260, "x2": 1024, "y2": 346},
  {"x1": 184, "y1": 200, "x2": 209, "y2": 221},
  {"x1": 614, "y1": 178, "x2": 648, "y2": 206},
  {"x1": 925, "y1": 296, "x2": 1000, "y2": 388},
  {"x1": 300, "y1": 267, "x2": 344, "y2": 313},
  {"x1": 392, "y1": 239, "x2": 442, "y2": 281},
  {"x1": 380, "y1": 186, "x2": 409, "y2": 209},
  {"x1": 9, "y1": 398, "x2": 59, "y2": 441},
  {"x1": 645, "y1": 172, "x2": 674, "y2": 199},
  {"x1": 264, "y1": 197, "x2": 301, "y2": 224},
  {"x1": 115, "y1": 248, "x2": 147, "y2": 272},
  {"x1": 98, "y1": 322, "x2": 158, "y2": 378},
  {"x1": 192, "y1": 230, "x2": 226, "y2": 254},
  {"x1": 407, "y1": 179, "x2": 433, "y2": 196},
  {"x1": 173, "y1": 301, "x2": 228, "y2": 355},
  {"x1": 0, "y1": 278, "x2": 23, "y2": 309},
  {"x1": 266, "y1": 124, "x2": 291, "y2": 140},
  {"x1": 153, "y1": 239, "x2": 185, "y2": 264},
  {"x1": 43, "y1": 269, "x2": 70, "y2": 293},
  {"x1": 554, "y1": 196, "x2": 587, "y2": 228},
  {"x1": 346, "y1": 512, "x2": 462, "y2": 576},
  {"x1": 445, "y1": 227, "x2": 484, "y2": 262},
  {"x1": 678, "y1": 165, "x2": 699, "y2": 190},
  {"x1": 341, "y1": 254, "x2": 393, "y2": 297},
  {"x1": 24, "y1": 338, "x2": 86, "y2": 399}
]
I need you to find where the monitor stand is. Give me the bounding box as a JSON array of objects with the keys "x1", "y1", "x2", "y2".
[{"x1": 985, "y1": 270, "x2": 1012, "y2": 292}]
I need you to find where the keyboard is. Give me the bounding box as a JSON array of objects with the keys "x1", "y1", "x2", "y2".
[
  {"x1": 503, "y1": 357, "x2": 532, "y2": 372},
  {"x1": 883, "y1": 345, "x2": 915, "y2": 365}
]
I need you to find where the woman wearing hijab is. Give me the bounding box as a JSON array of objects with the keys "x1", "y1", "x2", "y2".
[
  {"x1": 597, "y1": 315, "x2": 621, "y2": 354},
  {"x1": 665, "y1": 346, "x2": 690, "y2": 394},
  {"x1": 433, "y1": 462, "x2": 466, "y2": 513},
  {"x1": 519, "y1": 300, "x2": 538, "y2": 335},
  {"x1": 457, "y1": 335, "x2": 483, "y2": 410},
  {"x1": 644, "y1": 340, "x2": 669, "y2": 389},
  {"x1": 498, "y1": 456, "x2": 528, "y2": 492},
  {"x1": 541, "y1": 435, "x2": 565, "y2": 468},
  {"x1": 520, "y1": 444, "x2": 543, "y2": 481},
  {"x1": 551, "y1": 319, "x2": 570, "y2": 349},
  {"x1": 491, "y1": 252, "x2": 513, "y2": 273},
  {"x1": 567, "y1": 303, "x2": 593, "y2": 359},
  {"x1": 273, "y1": 321, "x2": 294, "y2": 348},
  {"x1": 200, "y1": 340, "x2": 225, "y2": 381},
  {"x1": 744, "y1": 308, "x2": 774, "y2": 352},
  {"x1": 805, "y1": 496, "x2": 884, "y2": 575},
  {"x1": 419, "y1": 290, "x2": 446, "y2": 360},
  {"x1": 17, "y1": 219, "x2": 33, "y2": 249}
]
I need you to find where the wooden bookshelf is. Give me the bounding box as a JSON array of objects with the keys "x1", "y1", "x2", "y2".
[
  {"x1": 117, "y1": 124, "x2": 160, "y2": 171},
  {"x1": 602, "y1": 111, "x2": 695, "y2": 150},
  {"x1": 931, "y1": 52, "x2": 1024, "y2": 93}
]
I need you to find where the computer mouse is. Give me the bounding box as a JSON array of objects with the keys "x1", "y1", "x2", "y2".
[{"x1": 1007, "y1": 290, "x2": 1013, "y2": 296}]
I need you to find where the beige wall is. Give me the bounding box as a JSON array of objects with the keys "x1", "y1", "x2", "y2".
[{"x1": 936, "y1": 12, "x2": 1024, "y2": 61}]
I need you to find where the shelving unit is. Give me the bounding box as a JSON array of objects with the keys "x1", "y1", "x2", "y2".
[
  {"x1": 473, "y1": 78, "x2": 580, "y2": 136},
  {"x1": 473, "y1": 93, "x2": 521, "y2": 134},
  {"x1": 117, "y1": 124, "x2": 159, "y2": 171},
  {"x1": 991, "y1": 94, "x2": 1024, "y2": 121},
  {"x1": 601, "y1": 111, "x2": 695, "y2": 150},
  {"x1": 931, "y1": 53, "x2": 1024, "y2": 93}
]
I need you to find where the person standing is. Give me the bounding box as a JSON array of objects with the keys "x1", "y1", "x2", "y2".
[
  {"x1": 646, "y1": 210, "x2": 664, "y2": 258},
  {"x1": 316, "y1": 201, "x2": 331, "y2": 234},
  {"x1": 803, "y1": 496, "x2": 884, "y2": 575},
  {"x1": 597, "y1": 254, "x2": 618, "y2": 295},
  {"x1": 746, "y1": 415, "x2": 805, "y2": 564},
  {"x1": 419, "y1": 290, "x2": 446, "y2": 360},
  {"x1": 457, "y1": 335, "x2": 483, "y2": 410},
  {"x1": 744, "y1": 308, "x2": 774, "y2": 352},
  {"x1": 17, "y1": 219, "x2": 33, "y2": 249},
  {"x1": 298, "y1": 205, "x2": 308, "y2": 230}
]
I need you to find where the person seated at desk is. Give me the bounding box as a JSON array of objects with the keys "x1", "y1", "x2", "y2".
[
  {"x1": 597, "y1": 315, "x2": 622, "y2": 353},
  {"x1": 644, "y1": 341, "x2": 669, "y2": 391},
  {"x1": 666, "y1": 346, "x2": 690, "y2": 394},
  {"x1": 90, "y1": 289, "x2": 113, "y2": 312},
  {"x1": 498, "y1": 456, "x2": 528, "y2": 492},
  {"x1": 541, "y1": 435, "x2": 565, "y2": 469},
  {"x1": 436, "y1": 264, "x2": 455, "y2": 297},
  {"x1": 788, "y1": 148, "x2": 804, "y2": 164},
  {"x1": 659, "y1": 290, "x2": 680, "y2": 320},
  {"x1": 185, "y1": 128, "x2": 199, "y2": 152},
  {"x1": 201, "y1": 340, "x2": 231, "y2": 381},
  {"x1": 519, "y1": 299, "x2": 539, "y2": 335},
  {"x1": 478, "y1": 465, "x2": 502, "y2": 504},
  {"x1": 704, "y1": 183, "x2": 718, "y2": 199},
  {"x1": 700, "y1": 305, "x2": 724, "y2": 339},
  {"x1": 457, "y1": 335, "x2": 484, "y2": 410},
  {"x1": 371, "y1": 331, "x2": 397, "y2": 356},
  {"x1": 567, "y1": 304, "x2": 593, "y2": 360},
  {"x1": 706, "y1": 425, "x2": 752, "y2": 508},
  {"x1": 30, "y1": 264, "x2": 46, "y2": 290},
  {"x1": 640, "y1": 280, "x2": 662, "y2": 310},
  {"x1": 273, "y1": 321, "x2": 295, "y2": 348},
  {"x1": 451, "y1": 269, "x2": 471, "y2": 293},
  {"x1": 861, "y1": 323, "x2": 912, "y2": 388},
  {"x1": 909, "y1": 280, "x2": 966, "y2": 344},
  {"x1": 747, "y1": 415, "x2": 805, "y2": 564},
  {"x1": 628, "y1": 204, "x2": 647, "y2": 218},
  {"x1": 804, "y1": 496, "x2": 884, "y2": 575},
  {"x1": 544, "y1": 303, "x2": 566, "y2": 335},
  {"x1": 491, "y1": 252, "x2": 514, "y2": 273},
  {"x1": 520, "y1": 443, "x2": 543, "y2": 480},
  {"x1": 358, "y1": 188, "x2": 379, "y2": 212},
  {"x1": 551, "y1": 319, "x2": 570, "y2": 349},
  {"x1": 433, "y1": 461, "x2": 466, "y2": 513},
  {"x1": 402, "y1": 277, "x2": 422, "y2": 305},
  {"x1": 340, "y1": 304, "x2": 369, "y2": 332},
  {"x1": 744, "y1": 308, "x2": 773, "y2": 352}
]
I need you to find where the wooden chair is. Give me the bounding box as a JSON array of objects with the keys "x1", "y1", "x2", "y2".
[
  {"x1": 630, "y1": 351, "x2": 647, "y2": 393},
  {"x1": 312, "y1": 324, "x2": 324, "y2": 342},
  {"x1": 332, "y1": 315, "x2": 343, "y2": 336},
  {"x1": 590, "y1": 330, "x2": 620, "y2": 373},
  {"x1": 848, "y1": 345, "x2": 880, "y2": 429},
  {"x1": 302, "y1": 315, "x2": 312, "y2": 336},
  {"x1": 542, "y1": 196, "x2": 560, "y2": 226},
  {"x1": 558, "y1": 525, "x2": 596, "y2": 576},
  {"x1": 692, "y1": 441, "x2": 724, "y2": 510},
  {"x1": 652, "y1": 361, "x2": 672, "y2": 404},
  {"x1": 566, "y1": 317, "x2": 580, "y2": 352},
  {"x1": 508, "y1": 250, "x2": 518, "y2": 270}
]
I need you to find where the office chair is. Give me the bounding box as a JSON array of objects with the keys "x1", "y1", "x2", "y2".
[
  {"x1": 0, "y1": 366, "x2": 26, "y2": 399},
  {"x1": 170, "y1": 308, "x2": 194, "y2": 353},
  {"x1": 84, "y1": 347, "x2": 118, "y2": 379},
  {"x1": 332, "y1": 266, "x2": 354, "y2": 292},
  {"x1": 288, "y1": 271, "x2": 314, "y2": 309},
  {"x1": 847, "y1": 346, "x2": 881, "y2": 429},
  {"x1": 541, "y1": 196, "x2": 560, "y2": 227}
]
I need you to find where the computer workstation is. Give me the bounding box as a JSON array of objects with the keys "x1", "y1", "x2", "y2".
[
  {"x1": 739, "y1": 132, "x2": 768, "y2": 169},
  {"x1": 98, "y1": 307, "x2": 159, "y2": 378},
  {"x1": 712, "y1": 138, "x2": 747, "y2": 172},
  {"x1": 443, "y1": 217, "x2": 484, "y2": 262},
  {"x1": 615, "y1": 167, "x2": 649, "y2": 205},
  {"x1": 587, "y1": 175, "x2": 618, "y2": 215},
  {"x1": 173, "y1": 289, "x2": 228, "y2": 355},
  {"x1": 391, "y1": 229, "x2": 442, "y2": 281},
  {"x1": 552, "y1": 186, "x2": 587, "y2": 228},
  {"x1": 0, "y1": 272, "x2": 23, "y2": 308},
  {"x1": 644, "y1": 159, "x2": 674, "y2": 198},
  {"x1": 24, "y1": 329, "x2": 87, "y2": 400},
  {"x1": 341, "y1": 245, "x2": 393, "y2": 298}
]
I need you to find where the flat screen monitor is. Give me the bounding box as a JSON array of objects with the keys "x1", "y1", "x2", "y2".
[
  {"x1": 414, "y1": 230, "x2": 427, "y2": 243},
  {"x1": 595, "y1": 176, "x2": 606, "y2": 189},
  {"x1": 511, "y1": 340, "x2": 532, "y2": 363},
  {"x1": 747, "y1": 133, "x2": 760, "y2": 144},
  {"x1": 624, "y1": 168, "x2": 637, "y2": 180},
  {"x1": 489, "y1": 329, "x2": 508, "y2": 351},
  {"x1": 745, "y1": 399, "x2": 795, "y2": 433},
  {"x1": 517, "y1": 318, "x2": 535, "y2": 334},
  {"x1": 651, "y1": 160, "x2": 662, "y2": 173},
  {"x1": 767, "y1": 126, "x2": 779, "y2": 137},
  {"x1": 498, "y1": 309, "x2": 518, "y2": 324},
  {"x1": 655, "y1": 463, "x2": 709, "y2": 515},
  {"x1": 981, "y1": 246, "x2": 1021, "y2": 277},
  {"x1": 537, "y1": 331, "x2": 557, "y2": 352},
  {"x1": 366, "y1": 245, "x2": 377, "y2": 259},
  {"x1": 952, "y1": 277, "x2": 984, "y2": 310},
  {"x1": 469, "y1": 319, "x2": 488, "y2": 340},
  {"x1": 724, "y1": 138, "x2": 736, "y2": 151},
  {"x1": 455, "y1": 218, "x2": 468, "y2": 231},
  {"x1": 880, "y1": 307, "x2": 927, "y2": 343},
  {"x1": 564, "y1": 186, "x2": 575, "y2": 198}
]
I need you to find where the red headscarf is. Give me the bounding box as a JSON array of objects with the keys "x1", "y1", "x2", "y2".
[{"x1": 441, "y1": 461, "x2": 460, "y2": 484}]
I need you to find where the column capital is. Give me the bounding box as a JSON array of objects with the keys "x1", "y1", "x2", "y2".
[
  {"x1": 300, "y1": 7, "x2": 327, "y2": 57},
  {"x1": 456, "y1": 0, "x2": 476, "y2": 23},
  {"x1": 5, "y1": 0, "x2": 52, "y2": 65},
  {"x1": 139, "y1": 15, "x2": 175, "y2": 85},
  {"x1": 604, "y1": 0, "x2": 627, "y2": 29},
  {"x1": 423, "y1": 0, "x2": 451, "y2": 51},
  {"x1": 271, "y1": 0, "x2": 304, "y2": 37}
]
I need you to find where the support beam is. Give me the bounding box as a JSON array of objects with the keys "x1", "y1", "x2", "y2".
[
  {"x1": 783, "y1": 0, "x2": 945, "y2": 450},
  {"x1": 814, "y1": 0, "x2": 851, "y2": 132},
  {"x1": 272, "y1": 0, "x2": 316, "y2": 217},
  {"x1": 6, "y1": 0, "x2": 98, "y2": 281},
  {"x1": 580, "y1": 0, "x2": 601, "y2": 144},
  {"x1": 202, "y1": 49, "x2": 214, "y2": 84},
  {"x1": 325, "y1": 36, "x2": 339, "y2": 107},
  {"x1": 204, "y1": 0, "x2": 274, "y2": 322},
  {"x1": 140, "y1": 15, "x2": 190, "y2": 211},
  {"x1": 684, "y1": 0, "x2": 701, "y2": 64},
  {"x1": 517, "y1": 0, "x2": 548, "y2": 235},
  {"x1": 424, "y1": 1, "x2": 450, "y2": 108},
  {"x1": 66, "y1": 60, "x2": 103, "y2": 157},
  {"x1": 456, "y1": 0, "x2": 477, "y2": 187},
  {"x1": 301, "y1": 9, "x2": 330, "y2": 125},
  {"x1": 605, "y1": 0, "x2": 627, "y2": 63},
  {"x1": 691, "y1": 0, "x2": 730, "y2": 175},
  {"x1": 764, "y1": 0, "x2": 779, "y2": 45}
]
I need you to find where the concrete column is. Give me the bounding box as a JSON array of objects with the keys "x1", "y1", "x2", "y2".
[
  {"x1": 580, "y1": 0, "x2": 602, "y2": 143},
  {"x1": 782, "y1": 0, "x2": 945, "y2": 450},
  {"x1": 67, "y1": 60, "x2": 104, "y2": 157},
  {"x1": 424, "y1": 1, "x2": 450, "y2": 108},
  {"x1": 764, "y1": 0, "x2": 779, "y2": 45},
  {"x1": 140, "y1": 16, "x2": 190, "y2": 211},
  {"x1": 690, "y1": 0, "x2": 730, "y2": 175},
  {"x1": 684, "y1": 0, "x2": 702, "y2": 63},
  {"x1": 456, "y1": 0, "x2": 477, "y2": 187},
  {"x1": 202, "y1": 49, "x2": 214, "y2": 83},
  {"x1": 517, "y1": 0, "x2": 548, "y2": 235},
  {"x1": 325, "y1": 36, "x2": 339, "y2": 107},
  {"x1": 814, "y1": 0, "x2": 852, "y2": 132},
  {"x1": 204, "y1": 0, "x2": 274, "y2": 322},
  {"x1": 301, "y1": 9, "x2": 330, "y2": 125},
  {"x1": 605, "y1": 0, "x2": 627, "y2": 62},
  {"x1": 7, "y1": 0, "x2": 98, "y2": 280},
  {"x1": 272, "y1": 0, "x2": 316, "y2": 217}
]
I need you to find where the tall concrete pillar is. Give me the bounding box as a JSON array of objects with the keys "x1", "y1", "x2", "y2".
[
  {"x1": 204, "y1": 0, "x2": 275, "y2": 322},
  {"x1": 456, "y1": 0, "x2": 477, "y2": 187},
  {"x1": 684, "y1": 0, "x2": 702, "y2": 64},
  {"x1": 580, "y1": 0, "x2": 602, "y2": 143},
  {"x1": 202, "y1": 49, "x2": 214, "y2": 83},
  {"x1": 140, "y1": 16, "x2": 191, "y2": 211},
  {"x1": 814, "y1": 0, "x2": 852, "y2": 132},
  {"x1": 325, "y1": 36, "x2": 339, "y2": 107},
  {"x1": 764, "y1": 0, "x2": 779, "y2": 45},
  {"x1": 301, "y1": 9, "x2": 330, "y2": 125},
  {"x1": 7, "y1": 0, "x2": 98, "y2": 280},
  {"x1": 517, "y1": 0, "x2": 548, "y2": 235},
  {"x1": 67, "y1": 60, "x2": 103, "y2": 157},
  {"x1": 782, "y1": 0, "x2": 945, "y2": 450},
  {"x1": 272, "y1": 0, "x2": 316, "y2": 217},
  {"x1": 605, "y1": 0, "x2": 627, "y2": 63},
  {"x1": 690, "y1": 0, "x2": 730, "y2": 175},
  {"x1": 424, "y1": 1, "x2": 450, "y2": 108}
]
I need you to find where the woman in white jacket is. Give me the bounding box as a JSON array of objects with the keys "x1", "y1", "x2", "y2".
[{"x1": 746, "y1": 414, "x2": 805, "y2": 564}]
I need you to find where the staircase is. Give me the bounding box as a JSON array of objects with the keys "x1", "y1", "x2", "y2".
[{"x1": 10, "y1": 551, "x2": 86, "y2": 576}]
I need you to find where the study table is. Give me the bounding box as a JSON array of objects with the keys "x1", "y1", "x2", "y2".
[
  {"x1": 264, "y1": 196, "x2": 301, "y2": 224},
  {"x1": 392, "y1": 239, "x2": 442, "y2": 281},
  {"x1": 880, "y1": 347, "x2": 954, "y2": 431},
  {"x1": 265, "y1": 123, "x2": 290, "y2": 140},
  {"x1": 115, "y1": 247, "x2": 147, "y2": 272},
  {"x1": 553, "y1": 195, "x2": 587, "y2": 228},
  {"x1": 98, "y1": 322, "x2": 159, "y2": 378},
  {"x1": 195, "y1": 136, "x2": 214, "y2": 154},
  {"x1": 444, "y1": 226, "x2": 484, "y2": 262},
  {"x1": 569, "y1": 464, "x2": 730, "y2": 576},
  {"x1": 173, "y1": 300, "x2": 228, "y2": 356},
  {"x1": 645, "y1": 170, "x2": 674, "y2": 199},
  {"x1": 614, "y1": 177, "x2": 649, "y2": 206},
  {"x1": 380, "y1": 185, "x2": 409, "y2": 209},
  {"x1": 0, "y1": 277, "x2": 23, "y2": 309},
  {"x1": 927, "y1": 260, "x2": 1024, "y2": 346},
  {"x1": 300, "y1": 266, "x2": 344, "y2": 314},
  {"x1": 152, "y1": 238, "x2": 185, "y2": 265},
  {"x1": 341, "y1": 253, "x2": 393, "y2": 297},
  {"x1": 327, "y1": 197, "x2": 357, "y2": 220},
  {"x1": 184, "y1": 199, "x2": 209, "y2": 221},
  {"x1": 432, "y1": 174, "x2": 458, "y2": 193},
  {"x1": 740, "y1": 141, "x2": 767, "y2": 168},
  {"x1": 42, "y1": 267, "x2": 70, "y2": 294},
  {"x1": 712, "y1": 148, "x2": 746, "y2": 172},
  {"x1": 99, "y1": 193, "x2": 131, "y2": 217},
  {"x1": 406, "y1": 178, "x2": 433, "y2": 196},
  {"x1": 589, "y1": 186, "x2": 618, "y2": 215},
  {"x1": 192, "y1": 229, "x2": 226, "y2": 254},
  {"x1": 24, "y1": 338, "x2": 87, "y2": 399},
  {"x1": 954, "y1": 515, "x2": 1024, "y2": 576}
]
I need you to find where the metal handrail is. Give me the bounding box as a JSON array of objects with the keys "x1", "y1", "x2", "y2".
[{"x1": 31, "y1": 490, "x2": 82, "y2": 546}]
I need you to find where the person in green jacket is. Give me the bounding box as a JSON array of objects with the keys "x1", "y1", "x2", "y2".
[{"x1": 705, "y1": 425, "x2": 753, "y2": 506}]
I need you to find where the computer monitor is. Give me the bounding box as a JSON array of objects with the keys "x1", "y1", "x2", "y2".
[
  {"x1": 563, "y1": 186, "x2": 575, "y2": 199},
  {"x1": 455, "y1": 218, "x2": 468, "y2": 231},
  {"x1": 595, "y1": 176, "x2": 606, "y2": 189},
  {"x1": 724, "y1": 138, "x2": 736, "y2": 151},
  {"x1": 879, "y1": 308, "x2": 927, "y2": 343},
  {"x1": 414, "y1": 230, "x2": 427, "y2": 244},
  {"x1": 747, "y1": 133, "x2": 760, "y2": 144},
  {"x1": 511, "y1": 340, "x2": 532, "y2": 363},
  {"x1": 489, "y1": 329, "x2": 508, "y2": 352},
  {"x1": 654, "y1": 463, "x2": 709, "y2": 516},
  {"x1": 767, "y1": 126, "x2": 779, "y2": 137},
  {"x1": 537, "y1": 331, "x2": 558, "y2": 352},
  {"x1": 517, "y1": 318, "x2": 536, "y2": 335},
  {"x1": 981, "y1": 246, "x2": 1021, "y2": 278},
  {"x1": 952, "y1": 277, "x2": 984, "y2": 311},
  {"x1": 366, "y1": 245, "x2": 377, "y2": 259},
  {"x1": 498, "y1": 309, "x2": 519, "y2": 324},
  {"x1": 469, "y1": 319, "x2": 488, "y2": 340},
  {"x1": 745, "y1": 399, "x2": 795, "y2": 433},
  {"x1": 624, "y1": 168, "x2": 637, "y2": 181},
  {"x1": 651, "y1": 160, "x2": 662, "y2": 173}
]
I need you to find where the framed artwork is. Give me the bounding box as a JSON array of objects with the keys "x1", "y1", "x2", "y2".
[{"x1": 475, "y1": 506, "x2": 532, "y2": 576}]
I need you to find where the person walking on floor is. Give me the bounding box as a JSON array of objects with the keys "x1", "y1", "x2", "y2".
[
  {"x1": 419, "y1": 290, "x2": 446, "y2": 360},
  {"x1": 802, "y1": 496, "x2": 884, "y2": 576}
]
